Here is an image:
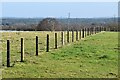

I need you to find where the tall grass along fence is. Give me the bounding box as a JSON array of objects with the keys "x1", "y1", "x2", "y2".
[{"x1": 3, "y1": 26, "x2": 107, "y2": 67}]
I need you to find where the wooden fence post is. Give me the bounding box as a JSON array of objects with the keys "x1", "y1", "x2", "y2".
[
  {"x1": 67, "y1": 31, "x2": 69, "y2": 43},
  {"x1": 86, "y1": 28, "x2": 88, "y2": 36},
  {"x1": 105, "y1": 27, "x2": 106, "y2": 31},
  {"x1": 55, "y1": 33, "x2": 57, "y2": 49},
  {"x1": 72, "y1": 31, "x2": 74, "y2": 42},
  {"x1": 84, "y1": 28, "x2": 86, "y2": 37},
  {"x1": 21, "y1": 38, "x2": 24, "y2": 62},
  {"x1": 89, "y1": 28, "x2": 90, "y2": 35},
  {"x1": 61, "y1": 32, "x2": 64, "y2": 45},
  {"x1": 104, "y1": 27, "x2": 105, "y2": 31},
  {"x1": 89, "y1": 28, "x2": 91, "y2": 35},
  {"x1": 85, "y1": 28, "x2": 86, "y2": 37},
  {"x1": 76, "y1": 31, "x2": 78, "y2": 41},
  {"x1": 7, "y1": 40, "x2": 10, "y2": 67},
  {"x1": 46, "y1": 34, "x2": 49, "y2": 52},
  {"x1": 86, "y1": 28, "x2": 87, "y2": 36},
  {"x1": 79, "y1": 30, "x2": 81, "y2": 39},
  {"x1": 36, "y1": 36, "x2": 38, "y2": 56},
  {"x1": 94, "y1": 27, "x2": 96, "y2": 34},
  {"x1": 97, "y1": 27, "x2": 98, "y2": 33},
  {"x1": 82, "y1": 29, "x2": 84, "y2": 38}
]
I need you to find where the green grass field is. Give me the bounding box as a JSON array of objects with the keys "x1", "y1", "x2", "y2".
[{"x1": 0, "y1": 31, "x2": 118, "y2": 78}]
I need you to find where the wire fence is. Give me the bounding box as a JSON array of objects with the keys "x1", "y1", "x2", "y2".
[{"x1": 1, "y1": 26, "x2": 115, "y2": 67}]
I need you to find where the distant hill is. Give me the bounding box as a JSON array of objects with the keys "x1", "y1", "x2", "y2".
[{"x1": 1, "y1": 17, "x2": 117, "y2": 26}]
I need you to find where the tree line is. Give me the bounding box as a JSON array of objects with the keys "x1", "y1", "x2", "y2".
[{"x1": 0, "y1": 17, "x2": 118, "y2": 31}]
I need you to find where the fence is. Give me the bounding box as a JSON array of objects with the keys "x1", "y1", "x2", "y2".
[{"x1": 1, "y1": 26, "x2": 109, "y2": 67}]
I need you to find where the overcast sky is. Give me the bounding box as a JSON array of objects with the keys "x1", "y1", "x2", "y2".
[{"x1": 1, "y1": 2, "x2": 118, "y2": 18}]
